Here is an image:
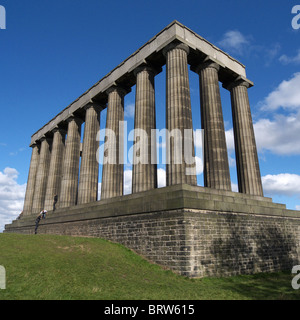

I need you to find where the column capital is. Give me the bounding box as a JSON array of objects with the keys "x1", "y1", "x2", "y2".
[
  {"x1": 106, "y1": 85, "x2": 129, "y2": 97},
  {"x1": 162, "y1": 42, "x2": 190, "y2": 56},
  {"x1": 223, "y1": 76, "x2": 254, "y2": 91},
  {"x1": 30, "y1": 141, "x2": 41, "y2": 148},
  {"x1": 39, "y1": 135, "x2": 52, "y2": 143},
  {"x1": 133, "y1": 64, "x2": 162, "y2": 77},
  {"x1": 51, "y1": 126, "x2": 67, "y2": 136},
  {"x1": 192, "y1": 58, "x2": 220, "y2": 74},
  {"x1": 66, "y1": 114, "x2": 84, "y2": 126},
  {"x1": 83, "y1": 102, "x2": 103, "y2": 113}
]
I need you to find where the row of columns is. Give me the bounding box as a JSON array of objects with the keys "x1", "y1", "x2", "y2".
[{"x1": 23, "y1": 42, "x2": 263, "y2": 216}]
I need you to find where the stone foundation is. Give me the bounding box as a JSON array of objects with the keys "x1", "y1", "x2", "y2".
[{"x1": 5, "y1": 184, "x2": 300, "y2": 277}]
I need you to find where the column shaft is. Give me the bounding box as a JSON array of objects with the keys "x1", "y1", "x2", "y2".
[
  {"x1": 101, "y1": 87, "x2": 125, "y2": 199},
  {"x1": 197, "y1": 61, "x2": 231, "y2": 191},
  {"x1": 23, "y1": 144, "x2": 40, "y2": 215},
  {"x1": 132, "y1": 66, "x2": 157, "y2": 193},
  {"x1": 164, "y1": 43, "x2": 197, "y2": 186},
  {"x1": 229, "y1": 80, "x2": 263, "y2": 196},
  {"x1": 44, "y1": 128, "x2": 66, "y2": 210},
  {"x1": 32, "y1": 138, "x2": 52, "y2": 213},
  {"x1": 77, "y1": 104, "x2": 101, "y2": 204},
  {"x1": 59, "y1": 116, "x2": 82, "y2": 208}
]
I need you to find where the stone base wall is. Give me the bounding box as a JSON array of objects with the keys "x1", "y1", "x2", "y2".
[
  {"x1": 5, "y1": 185, "x2": 300, "y2": 277},
  {"x1": 5, "y1": 209, "x2": 300, "y2": 278}
]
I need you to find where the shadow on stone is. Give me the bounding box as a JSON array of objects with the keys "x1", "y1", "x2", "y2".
[{"x1": 205, "y1": 215, "x2": 297, "y2": 277}]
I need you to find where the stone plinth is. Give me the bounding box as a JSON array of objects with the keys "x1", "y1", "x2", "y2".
[{"x1": 6, "y1": 184, "x2": 300, "y2": 278}]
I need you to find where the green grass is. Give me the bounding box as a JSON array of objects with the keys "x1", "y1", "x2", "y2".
[{"x1": 0, "y1": 233, "x2": 299, "y2": 300}]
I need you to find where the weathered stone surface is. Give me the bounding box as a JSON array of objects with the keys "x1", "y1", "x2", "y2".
[
  {"x1": 226, "y1": 78, "x2": 264, "y2": 196},
  {"x1": 77, "y1": 104, "x2": 101, "y2": 204},
  {"x1": 16, "y1": 22, "x2": 300, "y2": 279},
  {"x1": 101, "y1": 86, "x2": 126, "y2": 199},
  {"x1": 59, "y1": 116, "x2": 83, "y2": 208},
  {"x1": 132, "y1": 65, "x2": 158, "y2": 193},
  {"x1": 23, "y1": 143, "x2": 40, "y2": 216},
  {"x1": 31, "y1": 137, "x2": 52, "y2": 213},
  {"x1": 44, "y1": 128, "x2": 66, "y2": 211},
  {"x1": 196, "y1": 60, "x2": 231, "y2": 191},
  {"x1": 164, "y1": 43, "x2": 197, "y2": 186}
]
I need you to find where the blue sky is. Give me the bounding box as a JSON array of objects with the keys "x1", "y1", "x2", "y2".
[{"x1": 1, "y1": 0, "x2": 300, "y2": 231}]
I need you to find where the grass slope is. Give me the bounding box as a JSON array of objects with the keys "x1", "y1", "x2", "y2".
[{"x1": 0, "y1": 233, "x2": 299, "y2": 300}]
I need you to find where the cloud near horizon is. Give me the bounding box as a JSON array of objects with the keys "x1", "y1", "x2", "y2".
[
  {"x1": 0, "y1": 168, "x2": 26, "y2": 232},
  {"x1": 262, "y1": 173, "x2": 300, "y2": 198}
]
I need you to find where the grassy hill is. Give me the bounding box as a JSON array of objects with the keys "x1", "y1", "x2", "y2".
[{"x1": 0, "y1": 233, "x2": 299, "y2": 300}]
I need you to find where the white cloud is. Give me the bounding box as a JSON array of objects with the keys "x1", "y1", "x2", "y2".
[
  {"x1": 157, "y1": 168, "x2": 166, "y2": 188},
  {"x1": 124, "y1": 103, "x2": 135, "y2": 118},
  {"x1": 0, "y1": 168, "x2": 26, "y2": 232},
  {"x1": 295, "y1": 205, "x2": 300, "y2": 211},
  {"x1": 264, "y1": 43, "x2": 281, "y2": 66},
  {"x1": 195, "y1": 156, "x2": 203, "y2": 175},
  {"x1": 124, "y1": 169, "x2": 132, "y2": 195},
  {"x1": 252, "y1": 73, "x2": 300, "y2": 155},
  {"x1": 231, "y1": 182, "x2": 238, "y2": 193},
  {"x1": 262, "y1": 173, "x2": 300, "y2": 197},
  {"x1": 260, "y1": 72, "x2": 300, "y2": 111},
  {"x1": 194, "y1": 129, "x2": 203, "y2": 148},
  {"x1": 218, "y1": 30, "x2": 250, "y2": 55},
  {"x1": 123, "y1": 168, "x2": 168, "y2": 190},
  {"x1": 279, "y1": 50, "x2": 300, "y2": 65},
  {"x1": 97, "y1": 182, "x2": 102, "y2": 200},
  {"x1": 254, "y1": 113, "x2": 300, "y2": 155},
  {"x1": 225, "y1": 113, "x2": 300, "y2": 156},
  {"x1": 225, "y1": 129, "x2": 235, "y2": 152}
]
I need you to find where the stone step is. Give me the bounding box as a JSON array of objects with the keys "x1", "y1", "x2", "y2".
[{"x1": 6, "y1": 184, "x2": 297, "y2": 233}]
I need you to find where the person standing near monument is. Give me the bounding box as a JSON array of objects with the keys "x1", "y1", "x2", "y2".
[
  {"x1": 53, "y1": 195, "x2": 58, "y2": 211},
  {"x1": 40, "y1": 209, "x2": 47, "y2": 219},
  {"x1": 35, "y1": 213, "x2": 42, "y2": 234}
]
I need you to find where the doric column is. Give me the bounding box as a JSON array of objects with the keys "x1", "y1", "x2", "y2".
[
  {"x1": 132, "y1": 65, "x2": 158, "y2": 193},
  {"x1": 32, "y1": 137, "x2": 52, "y2": 213},
  {"x1": 77, "y1": 103, "x2": 101, "y2": 204},
  {"x1": 44, "y1": 127, "x2": 66, "y2": 211},
  {"x1": 23, "y1": 143, "x2": 40, "y2": 215},
  {"x1": 225, "y1": 77, "x2": 263, "y2": 196},
  {"x1": 59, "y1": 116, "x2": 83, "y2": 208},
  {"x1": 195, "y1": 59, "x2": 231, "y2": 191},
  {"x1": 101, "y1": 86, "x2": 126, "y2": 199},
  {"x1": 163, "y1": 42, "x2": 197, "y2": 186}
]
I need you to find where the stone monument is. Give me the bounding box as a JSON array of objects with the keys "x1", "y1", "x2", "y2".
[{"x1": 5, "y1": 21, "x2": 300, "y2": 277}]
